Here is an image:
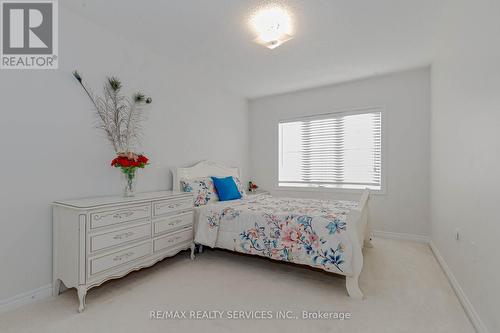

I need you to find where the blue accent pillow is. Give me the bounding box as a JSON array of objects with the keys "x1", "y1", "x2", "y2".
[{"x1": 211, "y1": 176, "x2": 242, "y2": 201}]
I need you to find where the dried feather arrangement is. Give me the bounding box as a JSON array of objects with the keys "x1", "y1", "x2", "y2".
[{"x1": 72, "y1": 70, "x2": 152, "y2": 154}]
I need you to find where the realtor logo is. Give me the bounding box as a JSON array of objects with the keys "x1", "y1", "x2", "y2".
[{"x1": 1, "y1": 0, "x2": 58, "y2": 69}]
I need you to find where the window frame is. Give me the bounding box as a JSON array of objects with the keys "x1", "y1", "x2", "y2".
[{"x1": 276, "y1": 106, "x2": 386, "y2": 195}]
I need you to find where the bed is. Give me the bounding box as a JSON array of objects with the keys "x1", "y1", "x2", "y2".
[{"x1": 173, "y1": 160, "x2": 372, "y2": 299}]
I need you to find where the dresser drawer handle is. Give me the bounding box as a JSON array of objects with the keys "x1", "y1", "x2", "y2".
[
  {"x1": 113, "y1": 252, "x2": 134, "y2": 261},
  {"x1": 158, "y1": 202, "x2": 182, "y2": 210},
  {"x1": 168, "y1": 219, "x2": 183, "y2": 226},
  {"x1": 93, "y1": 207, "x2": 148, "y2": 222},
  {"x1": 112, "y1": 211, "x2": 134, "y2": 219},
  {"x1": 113, "y1": 231, "x2": 134, "y2": 240},
  {"x1": 167, "y1": 236, "x2": 182, "y2": 243},
  {"x1": 94, "y1": 211, "x2": 133, "y2": 221}
]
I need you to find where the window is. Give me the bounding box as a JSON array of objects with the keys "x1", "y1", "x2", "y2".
[{"x1": 279, "y1": 108, "x2": 382, "y2": 191}]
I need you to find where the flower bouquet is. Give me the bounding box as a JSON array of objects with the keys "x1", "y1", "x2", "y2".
[
  {"x1": 73, "y1": 70, "x2": 152, "y2": 197},
  {"x1": 111, "y1": 153, "x2": 149, "y2": 197},
  {"x1": 248, "y1": 181, "x2": 259, "y2": 192}
]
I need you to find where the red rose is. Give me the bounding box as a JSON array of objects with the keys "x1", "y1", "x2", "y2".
[
  {"x1": 111, "y1": 154, "x2": 149, "y2": 169},
  {"x1": 138, "y1": 155, "x2": 148, "y2": 164},
  {"x1": 120, "y1": 158, "x2": 129, "y2": 167}
]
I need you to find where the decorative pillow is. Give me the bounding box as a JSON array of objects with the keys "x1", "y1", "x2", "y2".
[
  {"x1": 180, "y1": 177, "x2": 219, "y2": 207},
  {"x1": 232, "y1": 176, "x2": 247, "y2": 198},
  {"x1": 211, "y1": 176, "x2": 242, "y2": 201}
]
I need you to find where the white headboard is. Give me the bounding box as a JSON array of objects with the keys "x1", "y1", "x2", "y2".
[{"x1": 172, "y1": 160, "x2": 241, "y2": 191}]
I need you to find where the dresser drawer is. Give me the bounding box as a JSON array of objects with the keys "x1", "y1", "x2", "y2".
[
  {"x1": 153, "y1": 198, "x2": 192, "y2": 217},
  {"x1": 153, "y1": 228, "x2": 193, "y2": 253},
  {"x1": 89, "y1": 242, "x2": 151, "y2": 276},
  {"x1": 90, "y1": 223, "x2": 150, "y2": 253},
  {"x1": 91, "y1": 204, "x2": 150, "y2": 229},
  {"x1": 154, "y1": 212, "x2": 193, "y2": 236}
]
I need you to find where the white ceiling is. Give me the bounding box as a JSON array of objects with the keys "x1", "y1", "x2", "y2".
[{"x1": 62, "y1": 0, "x2": 442, "y2": 99}]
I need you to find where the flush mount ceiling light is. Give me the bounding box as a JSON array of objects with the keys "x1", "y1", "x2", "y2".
[{"x1": 249, "y1": 6, "x2": 294, "y2": 49}]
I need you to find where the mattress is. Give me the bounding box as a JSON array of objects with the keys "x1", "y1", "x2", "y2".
[{"x1": 194, "y1": 195, "x2": 360, "y2": 275}]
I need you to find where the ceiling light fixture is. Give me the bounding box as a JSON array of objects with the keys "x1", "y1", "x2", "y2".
[{"x1": 249, "y1": 6, "x2": 294, "y2": 50}]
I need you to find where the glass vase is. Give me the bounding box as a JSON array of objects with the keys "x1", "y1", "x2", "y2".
[{"x1": 121, "y1": 168, "x2": 138, "y2": 197}]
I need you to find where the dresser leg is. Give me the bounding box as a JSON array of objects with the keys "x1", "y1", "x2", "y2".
[
  {"x1": 77, "y1": 286, "x2": 87, "y2": 313},
  {"x1": 52, "y1": 279, "x2": 62, "y2": 296},
  {"x1": 190, "y1": 243, "x2": 196, "y2": 260}
]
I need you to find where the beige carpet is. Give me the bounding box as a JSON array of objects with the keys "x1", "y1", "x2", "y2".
[{"x1": 0, "y1": 238, "x2": 474, "y2": 333}]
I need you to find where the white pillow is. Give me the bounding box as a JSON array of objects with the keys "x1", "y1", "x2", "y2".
[
  {"x1": 232, "y1": 176, "x2": 247, "y2": 198},
  {"x1": 179, "y1": 177, "x2": 219, "y2": 207}
]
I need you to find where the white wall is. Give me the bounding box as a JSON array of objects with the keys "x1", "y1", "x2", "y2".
[
  {"x1": 0, "y1": 7, "x2": 248, "y2": 301},
  {"x1": 430, "y1": 1, "x2": 500, "y2": 332},
  {"x1": 249, "y1": 68, "x2": 431, "y2": 236}
]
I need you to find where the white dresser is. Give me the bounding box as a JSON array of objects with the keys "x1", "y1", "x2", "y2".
[{"x1": 52, "y1": 191, "x2": 194, "y2": 312}]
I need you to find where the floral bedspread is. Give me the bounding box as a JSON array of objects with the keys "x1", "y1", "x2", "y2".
[{"x1": 195, "y1": 195, "x2": 359, "y2": 275}]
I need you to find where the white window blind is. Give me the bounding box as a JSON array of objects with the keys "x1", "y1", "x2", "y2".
[{"x1": 279, "y1": 109, "x2": 382, "y2": 190}]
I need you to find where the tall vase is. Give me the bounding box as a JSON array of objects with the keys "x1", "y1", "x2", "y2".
[{"x1": 121, "y1": 168, "x2": 137, "y2": 197}]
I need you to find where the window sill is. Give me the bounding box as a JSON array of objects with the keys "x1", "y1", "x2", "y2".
[{"x1": 275, "y1": 185, "x2": 386, "y2": 196}]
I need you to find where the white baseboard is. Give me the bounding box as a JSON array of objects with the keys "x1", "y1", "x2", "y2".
[
  {"x1": 429, "y1": 242, "x2": 489, "y2": 333},
  {"x1": 373, "y1": 230, "x2": 430, "y2": 243},
  {"x1": 0, "y1": 284, "x2": 52, "y2": 314},
  {"x1": 374, "y1": 231, "x2": 487, "y2": 333}
]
